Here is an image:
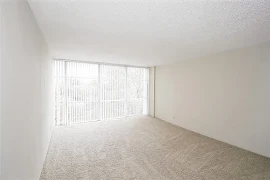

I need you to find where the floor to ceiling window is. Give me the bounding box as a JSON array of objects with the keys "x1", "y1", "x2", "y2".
[{"x1": 55, "y1": 60, "x2": 149, "y2": 125}]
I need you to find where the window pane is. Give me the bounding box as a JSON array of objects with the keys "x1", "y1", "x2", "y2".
[
  {"x1": 100, "y1": 65, "x2": 126, "y2": 120},
  {"x1": 55, "y1": 61, "x2": 99, "y2": 125},
  {"x1": 55, "y1": 60, "x2": 149, "y2": 125},
  {"x1": 127, "y1": 67, "x2": 149, "y2": 116}
]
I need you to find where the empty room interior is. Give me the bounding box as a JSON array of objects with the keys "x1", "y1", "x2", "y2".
[{"x1": 1, "y1": 0, "x2": 270, "y2": 180}]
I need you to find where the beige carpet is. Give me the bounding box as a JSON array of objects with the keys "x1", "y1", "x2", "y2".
[{"x1": 40, "y1": 116, "x2": 270, "y2": 180}]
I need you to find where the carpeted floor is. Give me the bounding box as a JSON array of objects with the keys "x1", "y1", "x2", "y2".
[{"x1": 40, "y1": 116, "x2": 270, "y2": 180}]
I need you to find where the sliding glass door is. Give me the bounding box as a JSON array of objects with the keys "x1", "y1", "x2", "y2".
[{"x1": 55, "y1": 60, "x2": 149, "y2": 125}]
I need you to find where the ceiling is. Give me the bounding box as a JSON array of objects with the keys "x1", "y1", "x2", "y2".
[{"x1": 28, "y1": 0, "x2": 270, "y2": 67}]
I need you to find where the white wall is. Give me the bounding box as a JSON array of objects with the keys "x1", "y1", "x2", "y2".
[
  {"x1": 155, "y1": 42, "x2": 270, "y2": 158},
  {"x1": 0, "y1": 1, "x2": 54, "y2": 180}
]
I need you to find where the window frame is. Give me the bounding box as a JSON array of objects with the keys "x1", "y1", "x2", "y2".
[{"x1": 54, "y1": 59, "x2": 150, "y2": 125}]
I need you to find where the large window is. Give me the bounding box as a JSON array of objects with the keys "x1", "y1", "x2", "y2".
[{"x1": 55, "y1": 60, "x2": 149, "y2": 125}]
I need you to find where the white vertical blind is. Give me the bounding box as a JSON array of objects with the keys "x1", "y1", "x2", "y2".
[
  {"x1": 55, "y1": 60, "x2": 149, "y2": 125},
  {"x1": 100, "y1": 65, "x2": 126, "y2": 120}
]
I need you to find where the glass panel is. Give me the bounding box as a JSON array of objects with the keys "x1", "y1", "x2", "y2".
[
  {"x1": 127, "y1": 67, "x2": 149, "y2": 116},
  {"x1": 55, "y1": 60, "x2": 149, "y2": 125},
  {"x1": 55, "y1": 61, "x2": 99, "y2": 125},
  {"x1": 100, "y1": 65, "x2": 126, "y2": 120}
]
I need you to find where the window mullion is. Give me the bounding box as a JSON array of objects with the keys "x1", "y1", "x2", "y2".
[
  {"x1": 125, "y1": 67, "x2": 128, "y2": 117},
  {"x1": 98, "y1": 64, "x2": 101, "y2": 120}
]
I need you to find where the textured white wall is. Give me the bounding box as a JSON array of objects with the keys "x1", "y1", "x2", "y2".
[
  {"x1": 1, "y1": 1, "x2": 54, "y2": 180},
  {"x1": 155, "y1": 42, "x2": 270, "y2": 158}
]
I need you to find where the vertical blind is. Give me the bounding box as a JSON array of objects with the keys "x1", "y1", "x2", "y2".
[{"x1": 55, "y1": 60, "x2": 149, "y2": 125}]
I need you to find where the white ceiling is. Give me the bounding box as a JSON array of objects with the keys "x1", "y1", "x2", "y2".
[{"x1": 28, "y1": 0, "x2": 270, "y2": 67}]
